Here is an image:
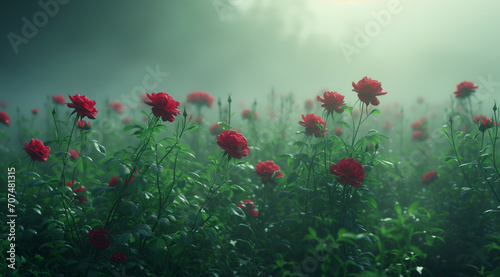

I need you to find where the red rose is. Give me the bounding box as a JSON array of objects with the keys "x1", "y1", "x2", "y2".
[
  {"x1": 242, "y1": 109, "x2": 258, "y2": 120},
  {"x1": 110, "y1": 252, "x2": 128, "y2": 264},
  {"x1": 412, "y1": 130, "x2": 429, "y2": 141},
  {"x1": 454, "y1": 81, "x2": 478, "y2": 98},
  {"x1": 473, "y1": 115, "x2": 487, "y2": 124},
  {"x1": 109, "y1": 101, "x2": 123, "y2": 114},
  {"x1": 144, "y1": 92, "x2": 181, "y2": 122},
  {"x1": 76, "y1": 120, "x2": 91, "y2": 130},
  {"x1": 410, "y1": 121, "x2": 423, "y2": 130},
  {"x1": 255, "y1": 161, "x2": 284, "y2": 184},
  {"x1": 335, "y1": 127, "x2": 342, "y2": 136},
  {"x1": 317, "y1": 91, "x2": 345, "y2": 113},
  {"x1": 108, "y1": 174, "x2": 135, "y2": 187},
  {"x1": 74, "y1": 186, "x2": 87, "y2": 204},
  {"x1": 238, "y1": 199, "x2": 259, "y2": 217},
  {"x1": 88, "y1": 227, "x2": 111, "y2": 250},
  {"x1": 299, "y1": 114, "x2": 327, "y2": 137},
  {"x1": 69, "y1": 149, "x2": 79, "y2": 161},
  {"x1": 32, "y1": 108, "x2": 38, "y2": 115},
  {"x1": 329, "y1": 158, "x2": 365, "y2": 187},
  {"x1": 24, "y1": 139, "x2": 50, "y2": 162},
  {"x1": 0, "y1": 111, "x2": 10, "y2": 126},
  {"x1": 421, "y1": 171, "x2": 438, "y2": 185},
  {"x1": 52, "y1": 94, "x2": 66, "y2": 105},
  {"x1": 352, "y1": 77, "x2": 387, "y2": 106},
  {"x1": 67, "y1": 94, "x2": 98, "y2": 119},
  {"x1": 216, "y1": 130, "x2": 250, "y2": 159},
  {"x1": 479, "y1": 118, "x2": 495, "y2": 132},
  {"x1": 66, "y1": 180, "x2": 76, "y2": 189},
  {"x1": 187, "y1": 91, "x2": 214, "y2": 108}
]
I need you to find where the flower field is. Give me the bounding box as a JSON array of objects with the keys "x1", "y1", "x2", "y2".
[{"x1": 1, "y1": 78, "x2": 500, "y2": 277}]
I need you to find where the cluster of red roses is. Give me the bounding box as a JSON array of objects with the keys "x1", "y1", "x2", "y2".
[
  {"x1": 66, "y1": 180, "x2": 87, "y2": 205},
  {"x1": 411, "y1": 117, "x2": 429, "y2": 142},
  {"x1": 300, "y1": 76, "x2": 387, "y2": 137},
  {"x1": 88, "y1": 227, "x2": 128, "y2": 264}
]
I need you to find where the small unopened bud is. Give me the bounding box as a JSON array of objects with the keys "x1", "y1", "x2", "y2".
[
  {"x1": 52, "y1": 107, "x2": 56, "y2": 116},
  {"x1": 494, "y1": 102, "x2": 497, "y2": 112},
  {"x1": 183, "y1": 107, "x2": 187, "y2": 118},
  {"x1": 365, "y1": 146, "x2": 369, "y2": 152},
  {"x1": 228, "y1": 95, "x2": 232, "y2": 104},
  {"x1": 375, "y1": 143, "x2": 379, "y2": 150},
  {"x1": 449, "y1": 115, "x2": 453, "y2": 124},
  {"x1": 218, "y1": 98, "x2": 221, "y2": 107}
]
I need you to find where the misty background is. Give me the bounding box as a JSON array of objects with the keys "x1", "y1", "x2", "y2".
[{"x1": 1, "y1": 0, "x2": 500, "y2": 125}]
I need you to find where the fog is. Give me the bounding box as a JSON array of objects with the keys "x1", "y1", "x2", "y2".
[{"x1": 2, "y1": 0, "x2": 500, "y2": 119}]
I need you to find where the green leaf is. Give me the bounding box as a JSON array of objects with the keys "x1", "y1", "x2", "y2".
[
  {"x1": 394, "y1": 202, "x2": 402, "y2": 215},
  {"x1": 460, "y1": 187, "x2": 475, "y2": 202},
  {"x1": 123, "y1": 124, "x2": 144, "y2": 132},
  {"x1": 440, "y1": 127, "x2": 452, "y2": 143},
  {"x1": 92, "y1": 140, "x2": 106, "y2": 156},
  {"x1": 287, "y1": 172, "x2": 299, "y2": 185},
  {"x1": 368, "y1": 109, "x2": 381, "y2": 116},
  {"x1": 230, "y1": 205, "x2": 246, "y2": 218},
  {"x1": 28, "y1": 179, "x2": 45, "y2": 187},
  {"x1": 441, "y1": 156, "x2": 457, "y2": 163},
  {"x1": 116, "y1": 232, "x2": 132, "y2": 244},
  {"x1": 308, "y1": 227, "x2": 317, "y2": 239},
  {"x1": 19, "y1": 171, "x2": 41, "y2": 178},
  {"x1": 408, "y1": 201, "x2": 419, "y2": 215},
  {"x1": 134, "y1": 224, "x2": 152, "y2": 237}
]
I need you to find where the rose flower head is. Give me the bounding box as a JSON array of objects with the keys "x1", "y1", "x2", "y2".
[
  {"x1": 24, "y1": 139, "x2": 50, "y2": 162},
  {"x1": 0, "y1": 111, "x2": 10, "y2": 126},
  {"x1": 352, "y1": 76, "x2": 387, "y2": 106},
  {"x1": 52, "y1": 94, "x2": 66, "y2": 105},
  {"x1": 317, "y1": 91, "x2": 345, "y2": 113},
  {"x1": 67, "y1": 94, "x2": 98, "y2": 119},
  {"x1": 217, "y1": 130, "x2": 250, "y2": 159},
  {"x1": 454, "y1": 81, "x2": 478, "y2": 98},
  {"x1": 299, "y1": 113, "x2": 327, "y2": 137},
  {"x1": 242, "y1": 109, "x2": 258, "y2": 120},
  {"x1": 479, "y1": 117, "x2": 495, "y2": 132},
  {"x1": 110, "y1": 252, "x2": 128, "y2": 264},
  {"x1": 255, "y1": 161, "x2": 284, "y2": 184},
  {"x1": 88, "y1": 227, "x2": 111, "y2": 250},
  {"x1": 330, "y1": 158, "x2": 365, "y2": 187},
  {"x1": 187, "y1": 91, "x2": 215, "y2": 108},
  {"x1": 238, "y1": 199, "x2": 259, "y2": 217},
  {"x1": 144, "y1": 92, "x2": 181, "y2": 122},
  {"x1": 421, "y1": 170, "x2": 438, "y2": 185},
  {"x1": 109, "y1": 101, "x2": 123, "y2": 114}
]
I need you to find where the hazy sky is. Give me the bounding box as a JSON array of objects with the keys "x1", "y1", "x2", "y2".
[{"x1": 2, "y1": 0, "x2": 500, "y2": 117}]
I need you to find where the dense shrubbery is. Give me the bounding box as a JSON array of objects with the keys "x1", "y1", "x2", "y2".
[{"x1": 0, "y1": 78, "x2": 499, "y2": 276}]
